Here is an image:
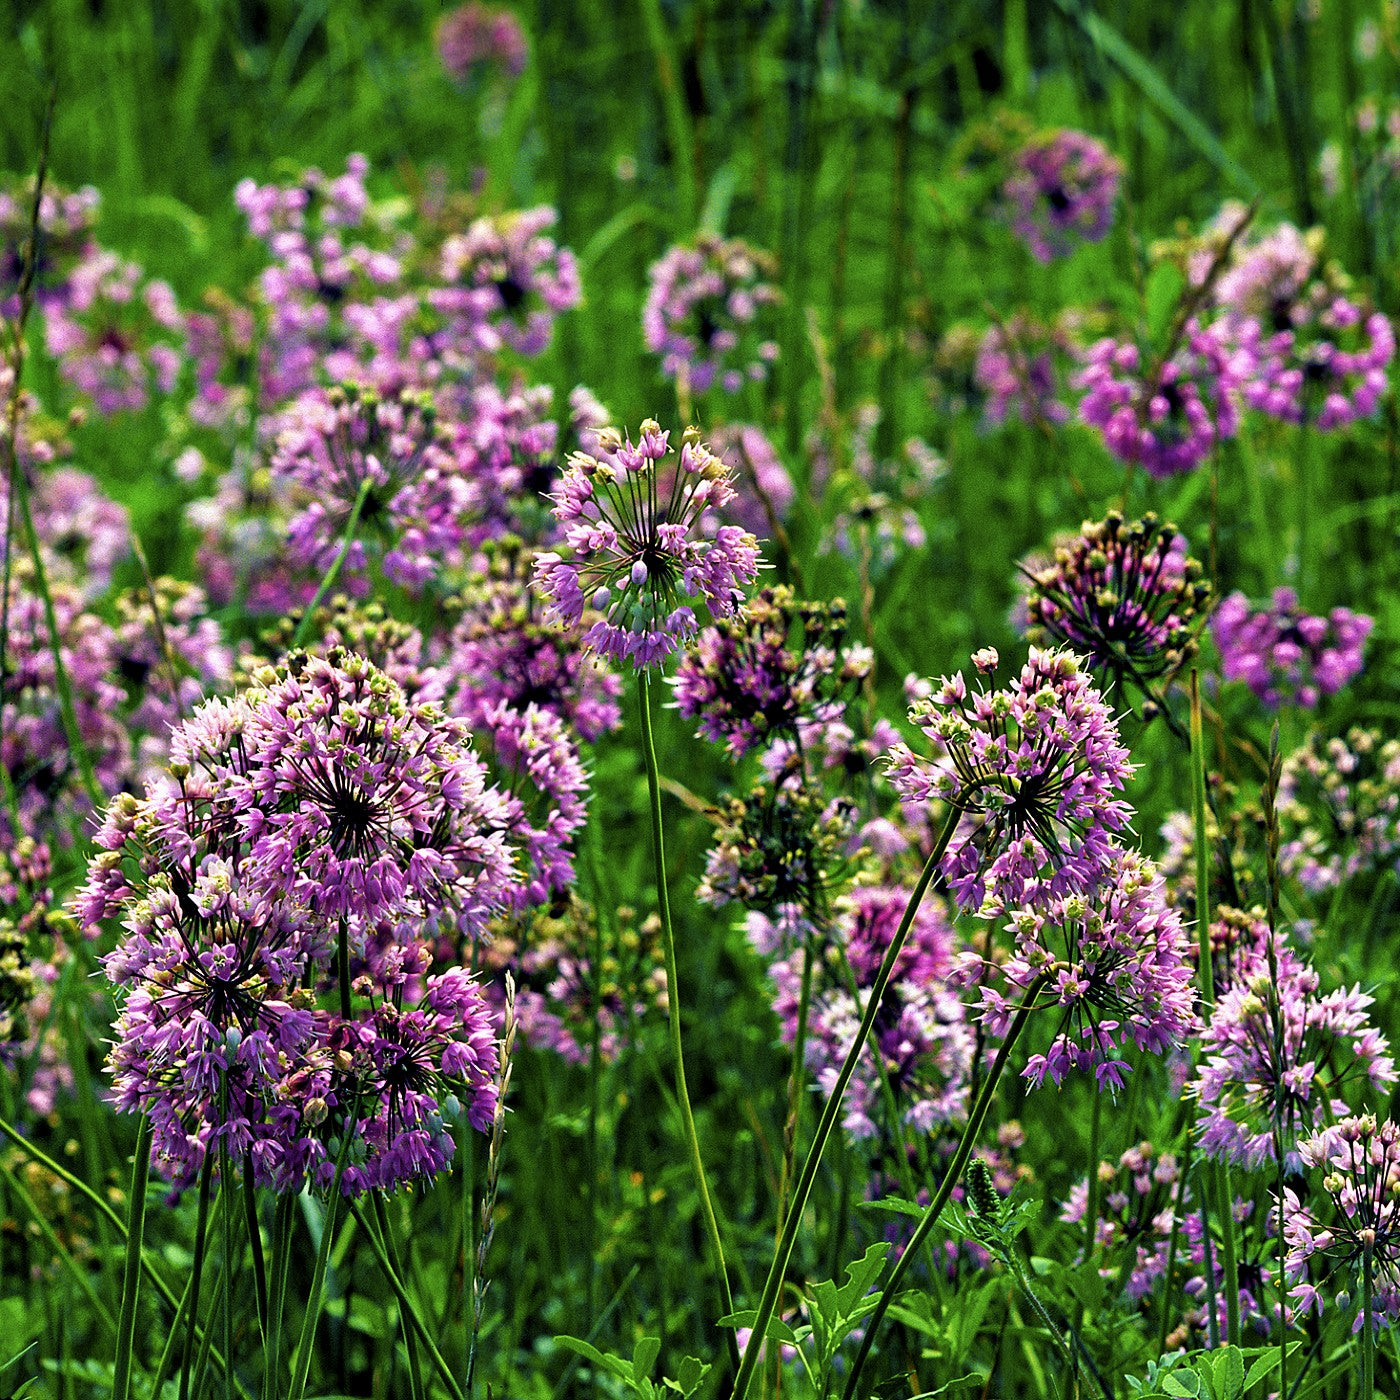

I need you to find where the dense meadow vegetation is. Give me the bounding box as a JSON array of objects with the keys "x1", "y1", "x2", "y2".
[{"x1": 3, "y1": 1, "x2": 1400, "y2": 1397}]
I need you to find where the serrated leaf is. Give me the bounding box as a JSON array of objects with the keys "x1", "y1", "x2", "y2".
[
  {"x1": 859, "y1": 1196, "x2": 927, "y2": 1219},
  {"x1": 837, "y1": 1242, "x2": 891, "y2": 1315}
]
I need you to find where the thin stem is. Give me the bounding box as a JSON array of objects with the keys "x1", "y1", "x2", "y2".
[
  {"x1": 1083, "y1": 1085, "x2": 1103, "y2": 1265},
  {"x1": 242, "y1": 1162, "x2": 269, "y2": 1348},
  {"x1": 179, "y1": 1154, "x2": 217, "y2": 1400},
  {"x1": 731, "y1": 805, "x2": 966, "y2": 1400},
  {"x1": 372, "y1": 1194, "x2": 426, "y2": 1400},
  {"x1": 111, "y1": 1116, "x2": 154, "y2": 1400},
  {"x1": 1363, "y1": 1238, "x2": 1376, "y2": 1400},
  {"x1": 350, "y1": 1198, "x2": 467, "y2": 1400},
  {"x1": 266, "y1": 1190, "x2": 297, "y2": 1400},
  {"x1": 220, "y1": 1141, "x2": 235, "y2": 1400},
  {"x1": 637, "y1": 670, "x2": 740, "y2": 1378},
  {"x1": 840, "y1": 973, "x2": 1052, "y2": 1400},
  {"x1": 288, "y1": 1145, "x2": 352, "y2": 1400},
  {"x1": 337, "y1": 916, "x2": 351, "y2": 1021},
  {"x1": 290, "y1": 477, "x2": 372, "y2": 649}
]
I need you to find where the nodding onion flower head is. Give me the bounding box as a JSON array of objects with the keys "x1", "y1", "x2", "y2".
[
  {"x1": 1286, "y1": 1114, "x2": 1400, "y2": 1329},
  {"x1": 1020, "y1": 512, "x2": 1212, "y2": 691},
  {"x1": 888, "y1": 647, "x2": 1137, "y2": 916},
  {"x1": 533, "y1": 421, "x2": 762, "y2": 669}
]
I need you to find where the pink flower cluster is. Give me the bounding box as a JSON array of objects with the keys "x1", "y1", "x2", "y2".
[{"x1": 1213, "y1": 587, "x2": 1373, "y2": 708}]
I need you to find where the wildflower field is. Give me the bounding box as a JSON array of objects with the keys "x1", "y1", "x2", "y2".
[{"x1": 4, "y1": 1, "x2": 1400, "y2": 1396}]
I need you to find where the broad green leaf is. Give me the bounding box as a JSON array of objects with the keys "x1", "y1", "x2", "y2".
[
  {"x1": 1213, "y1": 1345, "x2": 1245, "y2": 1400},
  {"x1": 633, "y1": 1337, "x2": 660, "y2": 1384}
]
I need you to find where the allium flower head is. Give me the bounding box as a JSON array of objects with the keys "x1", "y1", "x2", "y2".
[
  {"x1": 1002, "y1": 129, "x2": 1121, "y2": 262},
  {"x1": 974, "y1": 313, "x2": 1073, "y2": 427},
  {"x1": 433, "y1": 207, "x2": 580, "y2": 358},
  {"x1": 1212, "y1": 222, "x2": 1394, "y2": 429},
  {"x1": 1062, "y1": 1142, "x2": 1183, "y2": 1301},
  {"x1": 335, "y1": 965, "x2": 499, "y2": 1192},
  {"x1": 0, "y1": 177, "x2": 100, "y2": 316},
  {"x1": 273, "y1": 382, "x2": 472, "y2": 591},
  {"x1": 1286, "y1": 1114, "x2": 1400, "y2": 1328},
  {"x1": 643, "y1": 236, "x2": 780, "y2": 394},
  {"x1": 673, "y1": 587, "x2": 870, "y2": 757},
  {"x1": 224, "y1": 651, "x2": 518, "y2": 931},
  {"x1": 986, "y1": 850, "x2": 1197, "y2": 1091},
  {"x1": 1020, "y1": 512, "x2": 1212, "y2": 689},
  {"x1": 1213, "y1": 588, "x2": 1372, "y2": 708},
  {"x1": 697, "y1": 784, "x2": 859, "y2": 923},
  {"x1": 533, "y1": 421, "x2": 762, "y2": 669},
  {"x1": 1195, "y1": 948, "x2": 1395, "y2": 1169},
  {"x1": 43, "y1": 248, "x2": 183, "y2": 414},
  {"x1": 773, "y1": 885, "x2": 971, "y2": 1142},
  {"x1": 436, "y1": 1, "x2": 529, "y2": 82},
  {"x1": 1077, "y1": 321, "x2": 1241, "y2": 478},
  {"x1": 1279, "y1": 727, "x2": 1400, "y2": 894},
  {"x1": 888, "y1": 648, "x2": 1136, "y2": 915}
]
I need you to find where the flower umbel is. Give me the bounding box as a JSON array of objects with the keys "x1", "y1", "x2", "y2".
[
  {"x1": 888, "y1": 648, "x2": 1136, "y2": 915},
  {"x1": 533, "y1": 421, "x2": 761, "y2": 669}
]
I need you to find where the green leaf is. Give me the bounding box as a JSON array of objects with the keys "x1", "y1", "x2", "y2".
[
  {"x1": 716, "y1": 1311, "x2": 800, "y2": 1346},
  {"x1": 1161, "y1": 1372, "x2": 1203, "y2": 1398},
  {"x1": 1213, "y1": 1345, "x2": 1245, "y2": 1400},
  {"x1": 673, "y1": 1356, "x2": 709, "y2": 1397},
  {"x1": 1243, "y1": 1343, "x2": 1301, "y2": 1393},
  {"x1": 836, "y1": 1242, "x2": 891, "y2": 1316},
  {"x1": 859, "y1": 1196, "x2": 926, "y2": 1219},
  {"x1": 1146, "y1": 260, "x2": 1187, "y2": 344},
  {"x1": 554, "y1": 1336, "x2": 635, "y2": 1385},
  {"x1": 633, "y1": 1337, "x2": 660, "y2": 1383}
]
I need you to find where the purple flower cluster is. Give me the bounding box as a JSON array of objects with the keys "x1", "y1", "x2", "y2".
[
  {"x1": 974, "y1": 314, "x2": 1073, "y2": 427},
  {"x1": 272, "y1": 382, "x2": 472, "y2": 591},
  {"x1": 1195, "y1": 943, "x2": 1394, "y2": 1170},
  {"x1": 985, "y1": 850, "x2": 1197, "y2": 1091},
  {"x1": 1019, "y1": 511, "x2": 1212, "y2": 686},
  {"x1": 768, "y1": 885, "x2": 972, "y2": 1142},
  {"x1": 78, "y1": 651, "x2": 519, "y2": 1190},
  {"x1": 436, "y1": 1, "x2": 529, "y2": 82},
  {"x1": 1213, "y1": 222, "x2": 1395, "y2": 429},
  {"x1": 1001, "y1": 129, "x2": 1122, "y2": 262},
  {"x1": 0, "y1": 177, "x2": 100, "y2": 317},
  {"x1": 643, "y1": 235, "x2": 780, "y2": 394},
  {"x1": 1286, "y1": 1114, "x2": 1400, "y2": 1327},
  {"x1": 433, "y1": 208, "x2": 580, "y2": 358},
  {"x1": 534, "y1": 421, "x2": 761, "y2": 669},
  {"x1": 1279, "y1": 727, "x2": 1400, "y2": 894},
  {"x1": 1076, "y1": 320, "x2": 1241, "y2": 478},
  {"x1": 887, "y1": 648, "x2": 1136, "y2": 915},
  {"x1": 673, "y1": 587, "x2": 870, "y2": 757},
  {"x1": 1213, "y1": 587, "x2": 1373, "y2": 708}
]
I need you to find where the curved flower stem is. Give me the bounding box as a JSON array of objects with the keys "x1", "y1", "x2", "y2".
[
  {"x1": 840, "y1": 972, "x2": 1051, "y2": 1400},
  {"x1": 290, "y1": 477, "x2": 373, "y2": 649},
  {"x1": 637, "y1": 671, "x2": 741, "y2": 1378},
  {"x1": 730, "y1": 804, "x2": 968, "y2": 1400},
  {"x1": 179, "y1": 1153, "x2": 217, "y2": 1400},
  {"x1": 111, "y1": 1115, "x2": 154, "y2": 1400}
]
